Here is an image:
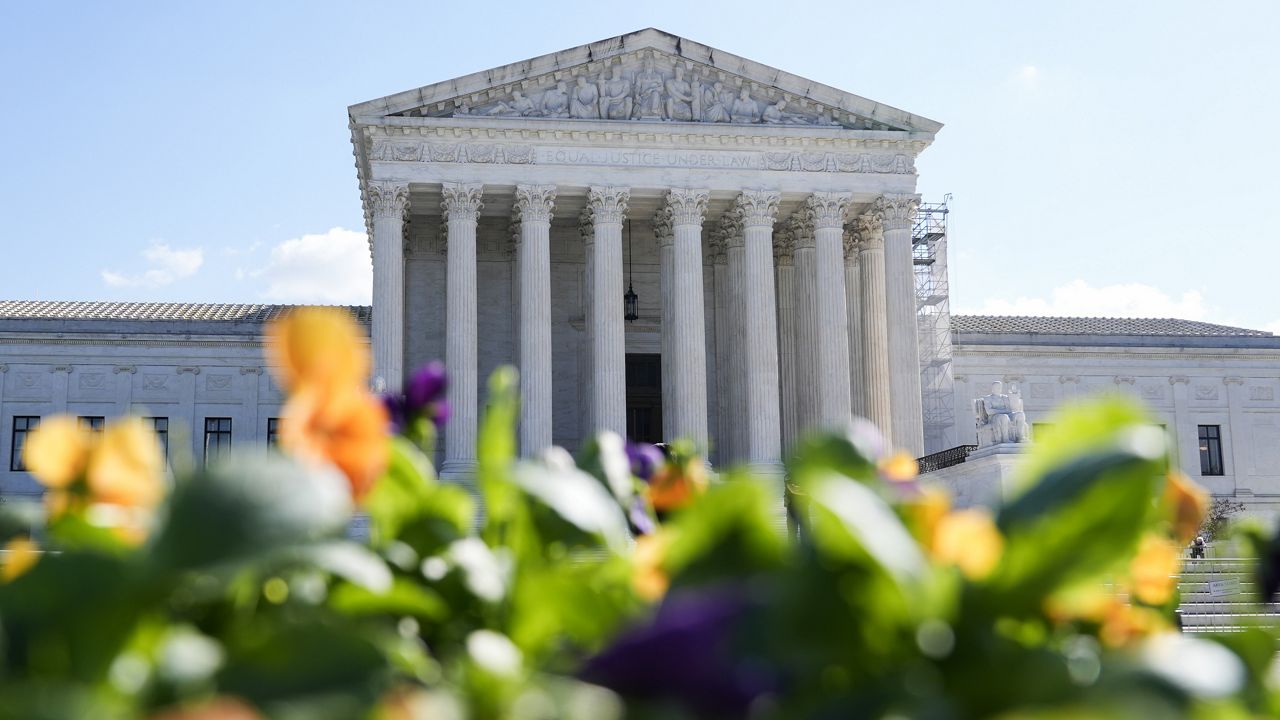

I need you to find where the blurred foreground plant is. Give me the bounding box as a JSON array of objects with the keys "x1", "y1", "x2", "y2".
[{"x1": 0, "y1": 307, "x2": 1275, "y2": 719}]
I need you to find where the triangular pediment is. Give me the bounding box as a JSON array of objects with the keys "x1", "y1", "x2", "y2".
[{"x1": 349, "y1": 28, "x2": 941, "y2": 134}]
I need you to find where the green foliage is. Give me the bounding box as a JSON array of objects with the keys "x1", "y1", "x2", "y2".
[{"x1": 0, "y1": 375, "x2": 1276, "y2": 719}]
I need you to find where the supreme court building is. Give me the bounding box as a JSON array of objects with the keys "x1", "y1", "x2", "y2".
[{"x1": 350, "y1": 28, "x2": 941, "y2": 478}]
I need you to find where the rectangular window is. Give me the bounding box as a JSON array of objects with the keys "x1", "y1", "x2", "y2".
[
  {"x1": 266, "y1": 418, "x2": 280, "y2": 446},
  {"x1": 204, "y1": 417, "x2": 232, "y2": 463},
  {"x1": 1198, "y1": 424, "x2": 1224, "y2": 476},
  {"x1": 147, "y1": 417, "x2": 169, "y2": 460},
  {"x1": 10, "y1": 416, "x2": 39, "y2": 472},
  {"x1": 78, "y1": 416, "x2": 105, "y2": 432}
]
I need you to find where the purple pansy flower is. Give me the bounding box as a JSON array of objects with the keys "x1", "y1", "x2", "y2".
[
  {"x1": 625, "y1": 441, "x2": 664, "y2": 482},
  {"x1": 628, "y1": 495, "x2": 656, "y2": 536},
  {"x1": 406, "y1": 361, "x2": 447, "y2": 412}
]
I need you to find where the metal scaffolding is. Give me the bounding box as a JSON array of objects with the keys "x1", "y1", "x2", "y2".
[{"x1": 914, "y1": 195, "x2": 956, "y2": 454}]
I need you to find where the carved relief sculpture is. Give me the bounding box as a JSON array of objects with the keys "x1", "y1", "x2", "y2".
[
  {"x1": 763, "y1": 100, "x2": 807, "y2": 125},
  {"x1": 541, "y1": 81, "x2": 570, "y2": 118},
  {"x1": 664, "y1": 66, "x2": 695, "y2": 122},
  {"x1": 701, "y1": 80, "x2": 730, "y2": 123},
  {"x1": 570, "y1": 76, "x2": 600, "y2": 120},
  {"x1": 631, "y1": 58, "x2": 665, "y2": 120},
  {"x1": 730, "y1": 87, "x2": 760, "y2": 124},
  {"x1": 598, "y1": 67, "x2": 633, "y2": 120},
  {"x1": 485, "y1": 90, "x2": 537, "y2": 117}
]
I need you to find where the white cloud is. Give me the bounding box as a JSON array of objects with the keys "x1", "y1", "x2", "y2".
[
  {"x1": 1263, "y1": 319, "x2": 1280, "y2": 336},
  {"x1": 102, "y1": 242, "x2": 204, "y2": 288},
  {"x1": 961, "y1": 280, "x2": 1207, "y2": 319},
  {"x1": 255, "y1": 227, "x2": 371, "y2": 304}
]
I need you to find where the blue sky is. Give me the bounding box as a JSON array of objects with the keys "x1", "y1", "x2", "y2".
[{"x1": 2, "y1": 2, "x2": 1276, "y2": 330}]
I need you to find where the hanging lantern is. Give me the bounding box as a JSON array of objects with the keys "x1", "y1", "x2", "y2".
[{"x1": 624, "y1": 219, "x2": 639, "y2": 322}]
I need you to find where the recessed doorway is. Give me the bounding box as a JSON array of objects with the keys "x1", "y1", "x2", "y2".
[{"x1": 625, "y1": 353, "x2": 663, "y2": 443}]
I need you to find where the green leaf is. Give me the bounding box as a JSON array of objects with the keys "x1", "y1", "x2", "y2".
[
  {"x1": 364, "y1": 436, "x2": 436, "y2": 544},
  {"x1": 577, "y1": 432, "x2": 634, "y2": 505},
  {"x1": 477, "y1": 367, "x2": 520, "y2": 536},
  {"x1": 510, "y1": 463, "x2": 630, "y2": 552},
  {"x1": 329, "y1": 576, "x2": 448, "y2": 620},
  {"x1": 291, "y1": 541, "x2": 392, "y2": 593},
  {"x1": 150, "y1": 451, "x2": 353, "y2": 572},
  {"x1": 661, "y1": 476, "x2": 787, "y2": 587},
  {"x1": 805, "y1": 472, "x2": 927, "y2": 584},
  {"x1": 1010, "y1": 396, "x2": 1155, "y2": 495}
]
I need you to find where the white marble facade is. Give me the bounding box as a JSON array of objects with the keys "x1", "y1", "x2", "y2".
[
  {"x1": 355, "y1": 29, "x2": 942, "y2": 481},
  {"x1": 950, "y1": 319, "x2": 1280, "y2": 516}
]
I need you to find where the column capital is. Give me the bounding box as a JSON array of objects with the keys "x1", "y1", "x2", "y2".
[
  {"x1": 706, "y1": 229, "x2": 727, "y2": 264},
  {"x1": 735, "y1": 190, "x2": 781, "y2": 229},
  {"x1": 842, "y1": 227, "x2": 861, "y2": 265},
  {"x1": 1224, "y1": 376, "x2": 1245, "y2": 386},
  {"x1": 1169, "y1": 375, "x2": 1191, "y2": 385},
  {"x1": 717, "y1": 210, "x2": 745, "y2": 249},
  {"x1": 788, "y1": 208, "x2": 815, "y2": 249},
  {"x1": 368, "y1": 181, "x2": 410, "y2": 220},
  {"x1": 806, "y1": 191, "x2": 852, "y2": 230},
  {"x1": 587, "y1": 185, "x2": 630, "y2": 225},
  {"x1": 652, "y1": 206, "x2": 675, "y2": 247},
  {"x1": 875, "y1": 193, "x2": 920, "y2": 230},
  {"x1": 666, "y1": 188, "x2": 711, "y2": 227},
  {"x1": 442, "y1": 182, "x2": 484, "y2": 223},
  {"x1": 577, "y1": 208, "x2": 595, "y2": 243},
  {"x1": 514, "y1": 184, "x2": 557, "y2": 223},
  {"x1": 773, "y1": 227, "x2": 795, "y2": 266},
  {"x1": 1059, "y1": 375, "x2": 1080, "y2": 385},
  {"x1": 854, "y1": 212, "x2": 883, "y2": 249}
]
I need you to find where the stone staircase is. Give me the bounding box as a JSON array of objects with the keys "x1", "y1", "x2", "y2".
[{"x1": 1177, "y1": 557, "x2": 1279, "y2": 633}]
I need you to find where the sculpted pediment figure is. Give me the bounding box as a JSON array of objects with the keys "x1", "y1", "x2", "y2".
[
  {"x1": 349, "y1": 29, "x2": 943, "y2": 134},
  {"x1": 975, "y1": 381, "x2": 1031, "y2": 447}
]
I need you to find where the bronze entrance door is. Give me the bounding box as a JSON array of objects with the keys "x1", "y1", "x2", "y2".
[{"x1": 625, "y1": 353, "x2": 663, "y2": 443}]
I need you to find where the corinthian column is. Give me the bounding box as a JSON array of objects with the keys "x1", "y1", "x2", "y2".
[
  {"x1": 844, "y1": 227, "x2": 865, "y2": 418},
  {"x1": 876, "y1": 194, "x2": 924, "y2": 456},
  {"x1": 856, "y1": 212, "x2": 893, "y2": 438},
  {"x1": 664, "y1": 189, "x2": 711, "y2": 449},
  {"x1": 654, "y1": 207, "x2": 675, "y2": 441},
  {"x1": 514, "y1": 184, "x2": 556, "y2": 456},
  {"x1": 441, "y1": 182, "x2": 483, "y2": 480},
  {"x1": 790, "y1": 210, "x2": 819, "y2": 435},
  {"x1": 719, "y1": 210, "x2": 746, "y2": 464},
  {"x1": 709, "y1": 232, "x2": 731, "y2": 466},
  {"x1": 737, "y1": 190, "x2": 783, "y2": 475},
  {"x1": 586, "y1": 186, "x2": 630, "y2": 437},
  {"x1": 808, "y1": 192, "x2": 853, "y2": 428},
  {"x1": 773, "y1": 228, "x2": 798, "y2": 455},
  {"x1": 368, "y1": 181, "x2": 409, "y2": 391}
]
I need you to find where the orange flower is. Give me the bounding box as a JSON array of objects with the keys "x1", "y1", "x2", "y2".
[
  {"x1": 23, "y1": 416, "x2": 93, "y2": 489},
  {"x1": 1164, "y1": 470, "x2": 1209, "y2": 543},
  {"x1": 632, "y1": 532, "x2": 671, "y2": 601},
  {"x1": 647, "y1": 457, "x2": 708, "y2": 512},
  {"x1": 150, "y1": 697, "x2": 263, "y2": 720},
  {"x1": 879, "y1": 451, "x2": 919, "y2": 482},
  {"x1": 1099, "y1": 599, "x2": 1170, "y2": 648},
  {"x1": 266, "y1": 307, "x2": 369, "y2": 392},
  {"x1": 1130, "y1": 534, "x2": 1180, "y2": 605},
  {"x1": 281, "y1": 385, "x2": 389, "y2": 500},
  {"x1": 87, "y1": 418, "x2": 165, "y2": 509},
  {"x1": 2, "y1": 537, "x2": 39, "y2": 582},
  {"x1": 931, "y1": 509, "x2": 1004, "y2": 580}
]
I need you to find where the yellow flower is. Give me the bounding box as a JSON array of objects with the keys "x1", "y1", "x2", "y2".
[
  {"x1": 931, "y1": 509, "x2": 1004, "y2": 580},
  {"x1": 632, "y1": 532, "x2": 671, "y2": 601},
  {"x1": 1099, "y1": 599, "x2": 1170, "y2": 648},
  {"x1": 1044, "y1": 584, "x2": 1113, "y2": 625},
  {"x1": 1164, "y1": 470, "x2": 1208, "y2": 544},
  {"x1": 23, "y1": 416, "x2": 93, "y2": 489},
  {"x1": 647, "y1": 457, "x2": 708, "y2": 512},
  {"x1": 266, "y1": 307, "x2": 370, "y2": 392},
  {"x1": 281, "y1": 385, "x2": 389, "y2": 501},
  {"x1": 906, "y1": 487, "x2": 950, "y2": 549},
  {"x1": 2, "y1": 537, "x2": 39, "y2": 582},
  {"x1": 1130, "y1": 534, "x2": 1180, "y2": 605},
  {"x1": 87, "y1": 418, "x2": 165, "y2": 509},
  {"x1": 879, "y1": 451, "x2": 919, "y2": 482}
]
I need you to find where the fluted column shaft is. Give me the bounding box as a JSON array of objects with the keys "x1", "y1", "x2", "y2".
[
  {"x1": 774, "y1": 233, "x2": 798, "y2": 454},
  {"x1": 579, "y1": 212, "x2": 595, "y2": 437},
  {"x1": 877, "y1": 195, "x2": 924, "y2": 456},
  {"x1": 711, "y1": 246, "x2": 731, "y2": 466},
  {"x1": 587, "y1": 186, "x2": 630, "y2": 437},
  {"x1": 442, "y1": 183, "x2": 483, "y2": 479},
  {"x1": 665, "y1": 189, "x2": 711, "y2": 449},
  {"x1": 857, "y1": 212, "x2": 893, "y2": 437},
  {"x1": 791, "y1": 214, "x2": 819, "y2": 435},
  {"x1": 810, "y1": 193, "x2": 853, "y2": 428},
  {"x1": 656, "y1": 211, "x2": 675, "y2": 441},
  {"x1": 738, "y1": 191, "x2": 783, "y2": 472},
  {"x1": 515, "y1": 185, "x2": 556, "y2": 457},
  {"x1": 368, "y1": 181, "x2": 409, "y2": 392},
  {"x1": 722, "y1": 214, "x2": 746, "y2": 464},
  {"x1": 844, "y1": 232, "x2": 865, "y2": 418}
]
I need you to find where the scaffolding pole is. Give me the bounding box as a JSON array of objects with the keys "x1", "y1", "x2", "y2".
[{"x1": 914, "y1": 195, "x2": 956, "y2": 454}]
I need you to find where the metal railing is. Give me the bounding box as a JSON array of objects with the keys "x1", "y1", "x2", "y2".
[{"x1": 917, "y1": 444, "x2": 978, "y2": 474}]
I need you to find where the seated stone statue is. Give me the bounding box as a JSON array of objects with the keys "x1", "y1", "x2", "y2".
[
  {"x1": 730, "y1": 88, "x2": 760, "y2": 124},
  {"x1": 485, "y1": 90, "x2": 536, "y2": 117},
  {"x1": 975, "y1": 381, "x2": 1031, "y2": 447},
  {"x1": 598, "y1": 67, "x2": 632, "y2": 120},
  {"x1": 541, "y1": 81, "x2": 570, "y2": 118},
  {"x1": 762, "y1": 99, "x2": 807, "y2": 124}
]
